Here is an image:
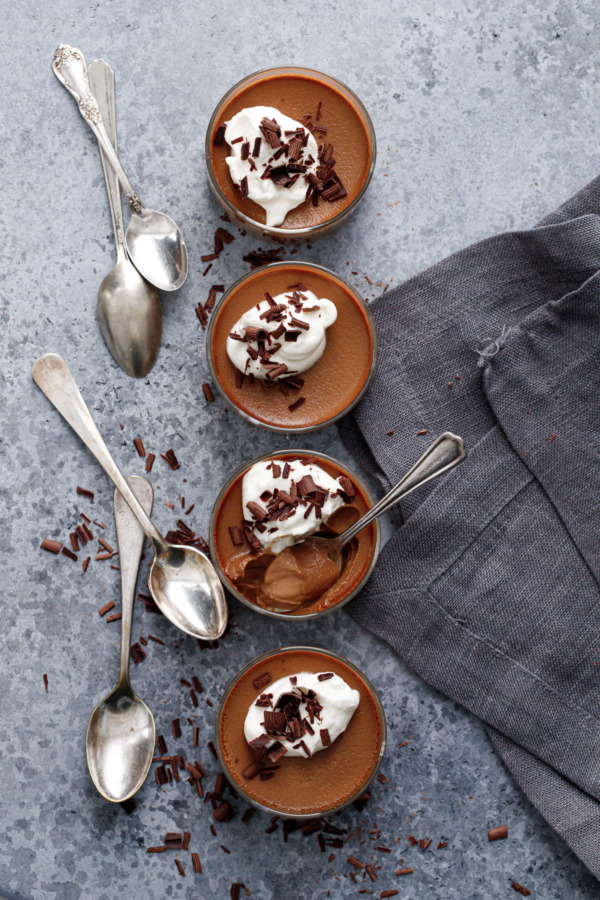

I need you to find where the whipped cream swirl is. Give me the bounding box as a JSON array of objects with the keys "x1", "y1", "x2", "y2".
[
  {"x1": 242, "y1": 458, "x2": 347, "y2": 554},
  {"x1": 244, "y1": 671, "x2": 360, "y2": 758},
  {"x1": 224, "y1": 106, "x2": 320, "y2": 227},
  {"x1": 226, "y1": 288, "x2": 337, "y2": 381}
]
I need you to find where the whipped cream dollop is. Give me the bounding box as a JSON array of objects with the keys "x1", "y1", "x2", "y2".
[
  {"x1": 226, "y1": 288, "x2": 337, "y2": 381},
  {"x1": 242, "y1": 458, "x2": 347, "y2": 554},
  {"x1": 244, "y1": 671, "x2": 360, "y2": 758},
  {"x1": 224, "y1": 106, "x2": 320, "y2": 227}
]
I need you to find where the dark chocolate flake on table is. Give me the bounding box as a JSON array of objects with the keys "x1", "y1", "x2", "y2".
[
  {"x1": 41, "y1": 538, "x2": 62, "y2": 554},
  {"x1": 172, "y1": 717, "x2": 182, "y2": 739},
  {"x1": 130, "y1": 642, "x2": 146, "y2": 664},
  {"x1": 192, "y1": 853, "x2": 202, "y2": 873},
  {"x1": 161, "y1": 448, "x2": 180, "y2": 470},
  {"x1": 133, "y1": 437, "x2": 146, "y2": 457},
  {"x1": 202, "y1": 383, "x2": 215, "y2": 403},
  {"x1": 76, "y1": 486, "x2": 95, "y2": 500},
  {"x1": 61, "y1": 547, "x2": 78, "y2": 561},
  {"x1": 145, "y1": 453, "x2": 155, "y2": 472}
]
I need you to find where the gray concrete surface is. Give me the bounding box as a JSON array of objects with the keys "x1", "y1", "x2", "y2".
[{"x1": 2, "y1": 0, "x2": 599, "y2": 897}]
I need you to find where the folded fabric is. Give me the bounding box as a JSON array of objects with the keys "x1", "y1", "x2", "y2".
[{"x1": 339, "y1": 176, "x2": 600, "y2": 878}]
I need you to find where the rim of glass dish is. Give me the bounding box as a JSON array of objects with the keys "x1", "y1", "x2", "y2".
[
  {"x1": 208, "y1": 448, "x2": 381, "y2": 621},
  {"x1": 206, "y1": 261, "x2": 378, "y2": 434},
  {"x1": 204, "y1": 65, "x2": 377, "y2": 238},
  {"x1": 214, "y1": 645, "x2": 387, "y2": 820}
]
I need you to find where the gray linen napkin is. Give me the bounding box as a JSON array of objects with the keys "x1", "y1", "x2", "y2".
[{"x1": 339, "y1": 176, "x2": 600, "y2": 878}]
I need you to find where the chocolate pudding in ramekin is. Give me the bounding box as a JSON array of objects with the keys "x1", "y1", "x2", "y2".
[
  {"x1": 209, "y1": 450, "x2": 380, "y2": 620},
  {"x1": 205, "y1": 66, "x2": 376, "y2": 238},
  {"x1": 206, "y1": 262, "x2": 377, "y2": 433},
  {"x1": 216, "y1": 646, "x2": 386, "y2": 818}
]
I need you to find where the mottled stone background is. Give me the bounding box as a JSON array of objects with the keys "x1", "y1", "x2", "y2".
[{"x1": 1, "y1": 0, "x2": 599, "y2": 897}]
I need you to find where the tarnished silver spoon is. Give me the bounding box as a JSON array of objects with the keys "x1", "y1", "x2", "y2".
[
  {"x1": 86, "y1": 476, "x2": 155, "y2": 802},
  {"x1": 259, "y1": 432, "x2": 467, "y2": 610},
  {"x1": 52, "y1": 44, "x2": 188, "y2": 292},
  {"x1": 87, "y1": 59, "x2": 162, "y2": 378},
  {"x1": 33, "y1": 353, "x2": 228, "y2": 640}
]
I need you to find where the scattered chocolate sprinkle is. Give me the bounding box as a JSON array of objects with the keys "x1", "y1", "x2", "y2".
[
  {"x1": 320, "y1": 728, "x2": 331, "y2": 747},
  {"x1": 157, "y1": 734, "x2": 168, "y2": 754},
  {"x1": 416, "y1": 429, "x2": 428, "y2": 436},
  {"x1": 437, "y1": 841, "x2": 447, "y2": 849},
  {"x1": 220, "y1": 845, "x2": 231, "y2": 854},
  {"x1": 69, "y1": 532, "x2": 80, "y2": 552},
  {"x1": 130, "y1": 642, "x2": 146, "y2": 664},
  {"x1": 242, "y1": 761, "x2": 263, "y2": 780},
  {"x1": 253, "y1": 672, "x2": 272, "y2": 690},
  {"x1": 61, "y1": 547, "x2": 78, "y2": 561},
  {"x1": 172, "y1": 717, "x2": 182, "y2": 739},
  {"x1": 511, "y1": 884, "x2": 531, "y2": 897},
  {"x1": 202, "y1": 263, "x2": 213, "y2": 276},
  {"x1": 202, "y1": 383, "x2": 215, "y2": 403},
  {"x1": 133, "y1": 437, "x2": 146, "y2": 457},
  {"x1": 208, "y1": 740, "x2": 218, "y2": 760},
  {"x1": 106, "y1": 612, "x2": 122, "y2": 623},
  {"x1": 213, "y1": 124, "x2": 226, "y2": 146},
  {"x1": 41, "y1": 538, "x2": 62, "y2": 555},
  {"x1": 76, "y1": 486, "x2": 94, "y2": 500},
  {"x1": 43, "y1": 673, "x2": 49, "y2": 692},
  {"x1": 164, "y1": 832, "x2": 183, "y2": 847},
  {"x1": 145, "y1": 453, "x2": 155, "y2": 472},
  {"x1": 147, "y1": 846, "x2": 165, "y2": 854},
  {"x1": 182, "y1": 831, "x2": 191, "y2": 851},
  {"x1": 192, "y1": 853, "x2": 202, "y2": 873},
  {"x1": 161, "y1": 449, "x2": 180, "y2": 470},
  {"x1": 243, "y1": 247, "x2": 286, "y2": 268},
  {"x1": 193, "y1": 726, "x2": 199, "y2": 747},
  {"x1": 174, "y1": 858, "x2": 185, "y2": 877},
  {"x1": 488, "y1": 825, "x2": 508, "y2": 841},
  {"x1": 241, "y1": 807, "x2": 256, "y2": 823},
  {"x1": 148, "y1": 634, "x2": 165, "y2": 646},
  {"x1": 317, "y1": 672, "x2": 334, "y2": 681},
  {"x1": 189, "y1": 688, "x2": 199, "y2": 707},
  {"x1": 98, "y1": 601, "x2": 115, "y2": 617},
  {"x1": 380, "y1": 892, "x2": 398, "y2": 898},
  {"x1": 156, "y1": 765, "x2": 168, "y2": 786}
]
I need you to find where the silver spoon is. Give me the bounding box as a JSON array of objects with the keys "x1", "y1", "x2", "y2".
[
  {"x1": 87, "y1": 475, "x2": 155, "y2": 802},
  {"x1": 87, "y1": 59, "x2": 162, "y2": 378},
  {"x1": 259, "y1": 432, "x2": 467, "y2": 610},
  {"x1": 32, "y1": 353, "x2": 227, "y2": 639},
  {"x1": 52, "y1": 45, "x2": 188, "y2": 292}
]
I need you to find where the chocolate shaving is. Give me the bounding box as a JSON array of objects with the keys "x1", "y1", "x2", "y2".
[
  {"x1": 253, "y1": 672, "x2": 272, "y2": 690},
  {"x1": 172, "y1": 717, "x2": 182, "y2": 739},
  {"x1": 246, "y1": 501, "x2": 268, "y2": 520},
  {"x1": 320, "y1": 728, "x2": 331, "y2": 747},
  {"x1": 130, "y1": 643, "x2": 146, "y2": 664},
  {"x1": 202, "y1": 383, "x2": 215, "y2": 403},
  {"x1": 76, "y1": 486, "x2": 94, "y2": 500},
  {"x1": 213, "y1": 124, "x2": 226, "y2": 146},
  {"x1": 41, "y1": 538, "x2": 62, "y2": 555},
  {"x1": 252, "y1": 136, "x2": 262, "y2": 157},
  {"x1": 145, "y1": 453, "x2": 155, "y2": 472},
  {"x1": 161, "y1": 449, "x2": 180, "y2": 470},
  {"x1": 511, "y1": 884, "x2": 531, "y2": 897},
  {"x1": 240, "y1": 176, "x2": 248, "y2": 199},
  {"x1": 317, "y1": 672, "x2": 334, "y2": 681},
  {"x1": 192, "y1": 853, "x2": 202, "y2": 873},
  {"x1": 488, "y1": 825, "x2": 508, "y2": 841},
  {"x1": 133, "y1": 437, "x2": 146, "y2": 457}
]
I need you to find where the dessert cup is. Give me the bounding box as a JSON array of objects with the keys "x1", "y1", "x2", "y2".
[
  {"x1": 205, "y1": 66, "x2": 376, "y2": 239},
  {"x1": 206, "y1": 261, "x2": 377, "y2": 433},
  {"x1": 209, "y1": 449, "x2": 380, "y2": 620},
  {"x1": 215, "y1": 645, "x2": 386, "y2": 819}
]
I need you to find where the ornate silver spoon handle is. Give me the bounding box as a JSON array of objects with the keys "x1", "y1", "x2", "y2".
[
  {"x1": 87, "y1": 59, "x2": 127, "y2": 257},
  {"x1": 339, "y1": 432, "x2": 467, "y2": 545},
  {"x1": 52, "y1": 44, "x2": 143, "y2": 213}
]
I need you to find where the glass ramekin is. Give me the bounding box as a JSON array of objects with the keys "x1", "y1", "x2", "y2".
[
  {"x1": 205, "y1": 66, "x2": 377, "y2": 240},
  {"x1": 215, "y1": 645, "x2": 387, "y2": 819},
  {"x1": 206, "y1": 261, "x2": 378, "y2": 434},
  {"x1": 208, "y1": 449, "x2": 381, "y2": 620}
]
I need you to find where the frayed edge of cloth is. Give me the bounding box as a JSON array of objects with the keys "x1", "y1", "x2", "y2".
[{"x1": 476, "y1": 325, "x2": 519, "y2": 367}]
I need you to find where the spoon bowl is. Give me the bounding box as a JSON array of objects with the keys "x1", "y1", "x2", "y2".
[
  {"x1": 87, "y1": 684, "x2": 155, "y2": 802},
  {"x1": 97, "y1": 259, "x2": 162, "y2": 377},
  {"x1": 150, "y1": 544, "x2": 228, "y2": 638},
  {"x1": 126, "y1": 208, "x2": 188, "y2": 293}
]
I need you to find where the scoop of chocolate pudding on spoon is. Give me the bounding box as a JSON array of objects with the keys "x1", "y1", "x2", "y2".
[{"x1": 259, "y1": 433, "x2": 466, "y2": 610}]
